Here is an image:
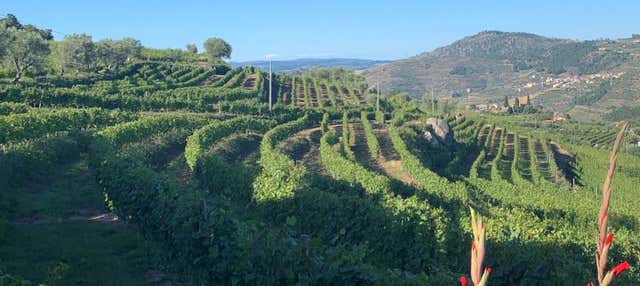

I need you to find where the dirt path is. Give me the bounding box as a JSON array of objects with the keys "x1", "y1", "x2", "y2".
[
  {"x1": 340, "y1": 87, "x2": 355, "y2": 106},
  {"x1": 476, "y1": 125, "x2": 491, "y2": 147},
  {"x1": 373, "y1": 126, "x2": 417, "y2": 186},
  {"x1": 350, "y1": 122, "x2": 383, "y2": 173},
  {"x1": 353, "y1": 88, "x2": 368, "y2": 105},
  {"x1": 497, "y1": 132, "x2": 515, "y2": 182},
  {"x1": 308, "y1": 81, "x2": 319, "y2": 107},
  {"x1": 295, "y1": 80, "x2": 305, "y2": 107},
  {"x1": 205, "y1": 74, "x2": 224, "y2": 85},
  {"x1": 318, "y1": 83, "x2": 331, "y2": 107},
  {"x1": 533, "y1": 139, "x2": 555, "y2": 181},
  {"x1": 550, "y1": 141, "x2": 575, "y2": 184},
  {"x1": 329, "y1": 85, "x2": 343, "y2": 106},
  {"x1": 242, "y1": 74, "x2": 257, "y2": 89},
  {"x1": 517, "y1": 136, "x2": 533, "y2": 181},
  {"x1": 280, "y1": 126, "x2": 327, "y2": 174}
]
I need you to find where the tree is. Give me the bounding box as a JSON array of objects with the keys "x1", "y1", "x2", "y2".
[
  {"x1": 507, "y1": 106, "x2": 514, "y2": 114},
  {"x1": 514, "y1": 97, "x2": 521, "y2": 113},
  {"x1": 23, "y1": 24, "x2": 53, "y2": 40},
  {"x1": 96, "y1": 38, "x2": 141, "y2": 70},
  {"x1": 1, "y1": 14, "x2": 53, "y2": 41},
  {"x1": 503, "y1": 96, "x2": 509, "y2": 108},
  {"x1": 186, "y1": 44, "x2": 198, "y2": 54},
  {"x1": 1, "y1": 14, "x2": 22, "y2": 29},
  {"x1": 0, "y1": 24, "x2": 8, "y2": 58},
  {"x1": 3, "y1": 27, "x2": 50, "y2": 82},
  {"x1": 203, "y1": 38, "x2": 231, "y2": 62},
  {"x1": 59, "y1": 34, "x2": 96, "y2": 74}
]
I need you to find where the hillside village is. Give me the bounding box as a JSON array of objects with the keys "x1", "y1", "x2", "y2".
[{"x1": 518, "y1": 71, "x2": 624, "y2": 92}]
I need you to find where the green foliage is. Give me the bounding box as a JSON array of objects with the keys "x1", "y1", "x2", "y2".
[
  {"x1": 0, "y1": 132, "x2": 82, "y2": 189},
  {"x1": 0, "y1": 108, "x2": 134, "y2": 144},
  {"x1": 185, "y1": 43, "x2": 198, "y2": 54},
  {"x1": 92, "y1": 114, "x2": 208, "y2": 152},
  {"x1": 321, "y1": 112, "x2": 330, "y2": 133},
  {"x1": 341, "y1": 112, "x2": 356, "y2": 160},
  {"x1": 59, "y1": 34, "x2": 95, "y2": 73},
  {"x1": 2, "y1": 19, "x2": 640, "y2": 284},
  {"x1": 0, "y1": 102, "x2": 28, "y2": 115},
  {"x1": 449, "y1": 65, "x2": 469, "y2": 75},
  {"x1": 604, "y1": 105, "x2": 640, "y2": 122},
  {"x1": 375, "y1": 111, "x2": 385, "y2": 123},
  {"x1": 469, "y1": 150, "x2": 485, "y2": 179},
  {"x1": 139, "y1": 47, "x2": 206, "y2": 63},
  {"x1": 388, "y1": 122, "x2": 468, "y2": 201},
  {"x1": 253, "y1": 114, "x2": 316, "y2": 201},
  {"x1": 572, "y1": 79, "x2": 611, "y2": 106},
  {"x1": 490, "y1": 129, "x2": 506, "y2": 182},
  {"x1": 94, "y1": 38, "x2": 142, "y2": 70},
  {"x1": 2, "y1": 26, "x2": 50, "y2": 81},
  {"x1": 203, "y1": 37, "x2": 232, "y2": 62},
  {"x1": 185, "y1": 117, "x2": 275, "y2": 169},
  {"x1": 361, "y1": 111, "x2": 380, "y2": 160}
]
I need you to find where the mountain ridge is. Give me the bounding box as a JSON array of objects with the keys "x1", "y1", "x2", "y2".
[{"x1": 363, "y1": 31, "x2": 640, "y2": 121}]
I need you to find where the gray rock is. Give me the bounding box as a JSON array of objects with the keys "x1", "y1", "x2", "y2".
[{"x1": 422, "y1": 117, "x2": 455, "y2": 148}]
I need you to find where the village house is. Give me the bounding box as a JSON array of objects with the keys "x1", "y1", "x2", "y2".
[{"x1": 543, "y1": 113, "x2": 567, "y2": 124}]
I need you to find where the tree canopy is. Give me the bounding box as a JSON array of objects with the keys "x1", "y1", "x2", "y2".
[
  {"x1": 96, "y1": 38, "x2": 142, "y2": 70},
  {"x1": 203, "y1": 37, "x2": 232, "y2": 62},
  {"x1": 186, "y1": 44, "x2": 198, "y2": 54},
  {"x1": 0, "y1": 14, "x2": 232, "y2": 81},
  {"x1": 0, "y1": 15, "x2": 51, "y2": 81}
]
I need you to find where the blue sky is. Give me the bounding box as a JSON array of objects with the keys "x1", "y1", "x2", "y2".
[{"x1": 3, "y1": 1, "x2": 639, "y2": 61}]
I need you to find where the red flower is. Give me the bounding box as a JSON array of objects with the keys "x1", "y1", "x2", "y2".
[
  {"x1": 586, "y1": 282, "x2": 595, "y2": 286},
  {"x1": 459, "y1": 276, "x2": 468, "y2": 286},
  {"x1": 605, "y1": 233, "x2": 614, "y2": 246},
  {"x1": 471, "y1": 241, "x2": 476, "y2": 250},
  {"x1": 612, "y1": 261, "x2": 630, "y2": 277},
  {"x1": 486, "y1": 267, "x2": 492, "y2": 274}
]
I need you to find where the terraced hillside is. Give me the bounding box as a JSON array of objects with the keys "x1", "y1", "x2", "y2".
[{"x1": 1, "y1": 63, "x2": 640, "y2": 285}]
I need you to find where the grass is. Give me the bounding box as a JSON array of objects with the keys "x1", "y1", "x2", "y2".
[{"x1": 0, "y1": 158, "x2": 168, "y2": 286}]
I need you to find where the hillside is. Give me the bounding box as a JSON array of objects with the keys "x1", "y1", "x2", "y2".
[
  {"x1": 3, "y1": 13, "x2": 640, "y2": 286},
  {"x1": 231, "y1": 58, "x2": 390, "y2": 73},
  {"x1": 363, "y1": 31, "x2": 640, "y2": 121}
]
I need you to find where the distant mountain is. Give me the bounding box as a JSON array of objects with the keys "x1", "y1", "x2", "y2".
[
  {"x1": 363, "y1": 31, "x2": 640, "y2": 121},
  {"x1": 231, "y1": 58, "x2": 390, "y2": 73}
]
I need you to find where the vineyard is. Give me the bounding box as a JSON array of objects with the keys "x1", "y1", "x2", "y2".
[{"x1": 1, "y1": 61, "x2": 640, "y2": 285}]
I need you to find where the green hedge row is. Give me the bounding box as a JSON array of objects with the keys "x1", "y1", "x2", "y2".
[
  {"x1": 361, "y1": 111, "x2": 380, "y2": 160},
  {"x1": 185, "y1": 117, "x2": 275, "y2": 169},
  {"x1": 388, "y1": 124, "x2": 468, "y2": 201},
  {"x1": 0, "y1": 108, "x2": 135, "y2": 145},
  {"x1": 252, "y1": 113, "x2": 318, "y2": 201},
  {"x1": 341, "y1": 112, "x2": 356, "y2": 160},
  {"x1": 0, "y1": 102, "x2": 29, "y2": 115}
]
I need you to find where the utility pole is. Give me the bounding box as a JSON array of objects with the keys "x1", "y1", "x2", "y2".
[
  {"x1": 268, "y1": 57, "x2": 273, "y2": 113},
  {"x1": 376, "y1": 82, "x2": 380, "y2": 112}
]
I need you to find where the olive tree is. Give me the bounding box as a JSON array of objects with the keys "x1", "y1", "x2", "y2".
[
  {"x1": 59, "y1": 34, "x2": 96, "y2": 74},
  {"x1": 186, "y1": 43, "x2": 198, "y2": 54},
  {"x1": 203, "y1": 37, "x2": 231, "y2": 62},
  {"x1": 2, "y1": 27, "x2": 50, "y2": 82},
  {"x1": 96, "y1": 37, "x2": 142, "y2": 70}
]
